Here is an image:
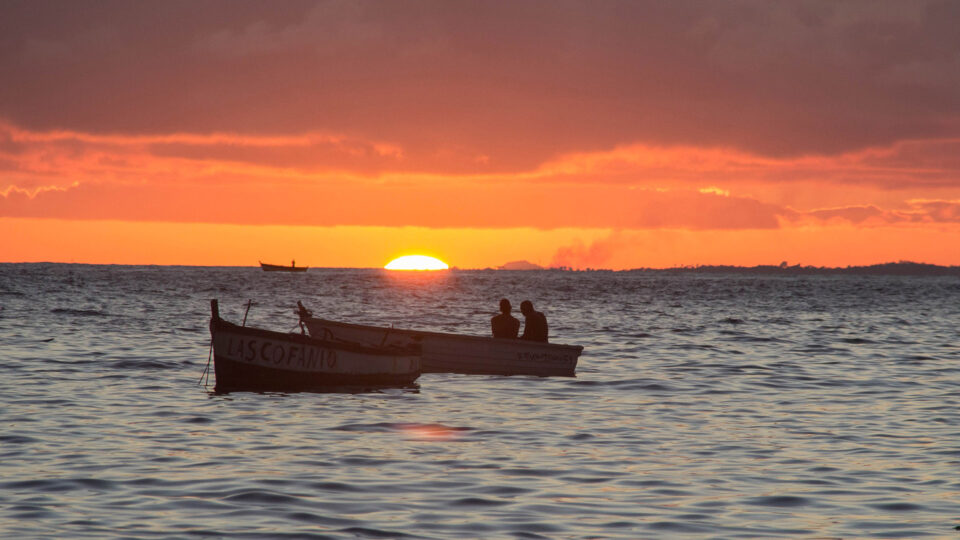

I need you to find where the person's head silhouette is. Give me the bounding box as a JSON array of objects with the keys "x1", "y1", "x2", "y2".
[
  {"x1": 520, "y1": 300, "x2": 534, "y2": 316},
  {"x1": 499, "y1": 298, "x2": 512, "y2": 314}
]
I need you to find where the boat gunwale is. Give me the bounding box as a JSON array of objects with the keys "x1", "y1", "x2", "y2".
[
  {"x1": 212, "y1": 318, "x2": 419, "y2": 358},
  {"x1": 304, "y1": 316, "x2": 584, "y2": 354}
]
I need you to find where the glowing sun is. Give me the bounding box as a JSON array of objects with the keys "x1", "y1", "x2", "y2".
[{"x1": 385, "y1": 255, "x2": 449, "y2": 271}]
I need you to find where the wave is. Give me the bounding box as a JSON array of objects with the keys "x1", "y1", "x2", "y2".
[
  {"x1": 50, "y1": 308, "x2": 109, "y2": 317},
  {"x1": 111, "y1": 359, "x2": 179, "y2": 370}
]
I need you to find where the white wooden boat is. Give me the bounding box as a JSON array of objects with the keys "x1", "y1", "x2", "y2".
[
  {"x1": 299, "y1": 311, "x2": 583, "y2": 377},
  {"x1": 209, "y1": 300, "x2": 419, "y2": 392}
]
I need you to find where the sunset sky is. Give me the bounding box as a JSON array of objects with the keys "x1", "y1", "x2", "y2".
[{"x1": 3, "y1": 0, "x2": 960, "y2": 269}]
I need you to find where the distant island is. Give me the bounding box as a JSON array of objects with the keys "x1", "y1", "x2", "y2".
[
  {"x1": 497, "y1": 260, "x2": 544, "y2": 270},
  {"x1": 494, "y1": 261, "x2": 960, "y2": 276}
]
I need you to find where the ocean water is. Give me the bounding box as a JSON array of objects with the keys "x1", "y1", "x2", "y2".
[{"x1": 1, "y1": 264, "x2": 959, "y2": 539}]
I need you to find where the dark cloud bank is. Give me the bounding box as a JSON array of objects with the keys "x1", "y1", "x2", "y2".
[{"x1": 2, "y1": 0, "x2": 959, "y2": 169}]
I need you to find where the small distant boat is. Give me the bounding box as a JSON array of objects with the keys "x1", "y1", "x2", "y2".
[
  {"x1": 298, "y1": 304, "x2": 583, "y2": 377},
  {"x1": 208, "y1": 300, "x2": 420, "y2": 392},
  {"x1": 259, "y1": 260, "x2": 308, "y2": 272}
]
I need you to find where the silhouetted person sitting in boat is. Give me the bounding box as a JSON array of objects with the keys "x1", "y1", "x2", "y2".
[
  {"x1": 491, "y1": 298, "x2": 520, "y2": 339},
  {"x1": 519, "y1": 300, "x2": 548, "y2": 342}
]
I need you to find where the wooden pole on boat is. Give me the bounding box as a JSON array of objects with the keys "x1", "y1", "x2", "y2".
[
  {"x1": 210, "y1": 299, "x2": 219, "y2": 320},
  {"x1": 242, "y1": 299, "x2": 252, "y2": 327}
]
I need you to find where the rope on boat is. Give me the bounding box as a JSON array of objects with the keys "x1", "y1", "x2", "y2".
[
  {"x1": 200, "y1": 298, "x2": 217, "y2": 388},
  {"x1": 198, "y1": 339, "x2": 212, "y2": 387}
]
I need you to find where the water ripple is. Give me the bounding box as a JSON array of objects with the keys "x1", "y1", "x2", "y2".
[{"x1": 1, "y1": 265, "x2": 958, "y2": 538}]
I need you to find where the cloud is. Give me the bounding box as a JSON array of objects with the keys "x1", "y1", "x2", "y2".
[
  {"x1": 535, "y1": 138, "x2": 960, "y2": 189},
  {"x1": 5, "y1": 121, "x2": 960, "y2": 197},
  {"x1": 0, "y1": 182, "x2": 79, "y2": 199},
  {"x1": 0, "y1": 178, "x2": 786, "y2": 229},
  {"x1": 550, "y1": 231, "x2": 633, "y2": 269},
  {"x1": 542, "y1": 197, "x2": 960, "y2": 268},
  {"x1": 19, "y1": 177, "x2": 955, "y2": 231},
  {"x1": 786, "y1": 199, "x2": 960, "y2": 225},
  {"x1": 548, "y1": 220, "x2": 960, "y2": 269},
  {"x1": 798, "y1": 205, "x2": 898, "y2": 225},
  {"x1": 909, "y1": 199, "x2": 960, "y2": 222},
  {"x1": 1, "y1": 0, "x2": 959, "y2": 168},
  {"x1": 3, "y1": 118, "x2": 960, "y2": 230}
]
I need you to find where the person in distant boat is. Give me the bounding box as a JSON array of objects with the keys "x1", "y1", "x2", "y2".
[
  {"x1": 491, "y1": 298, "x2": 520, "y2": 339},
  {"x1": 519, "y1": 300, "x2": 548, "y2": 342},
  {"x1": 292, "y1": 259, "x2": 296, "y2": 268}
]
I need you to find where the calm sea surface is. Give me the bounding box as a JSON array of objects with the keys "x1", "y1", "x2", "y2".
[{"x1": 1, "y1": 264, "x2": 959, "y2": 539}]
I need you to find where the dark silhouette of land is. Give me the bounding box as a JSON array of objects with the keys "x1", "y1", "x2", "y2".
[
  {"x1": 538, "y1": 261, "x2": 960, "y2": 276},
  {"x1": 498, "y1": 260, "x2": 544, "y2": 270},
  {"x1": 632, "y1": 261, "x2": 960, "y2": 276}
]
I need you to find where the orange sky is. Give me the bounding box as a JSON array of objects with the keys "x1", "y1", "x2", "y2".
[{"x1": 2, "y1": 2, "x2": 960, "y2": 269}]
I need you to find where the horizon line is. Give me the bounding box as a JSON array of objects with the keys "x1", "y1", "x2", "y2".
[{"x1": 2, "y1": 260, "x2": 958, "y2": 272}]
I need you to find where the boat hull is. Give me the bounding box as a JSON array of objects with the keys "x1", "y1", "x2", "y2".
[
  {"x1": 210, "y1": 317, "x2": 420, "y2": 392},
  {"x1": 303, "y1": 317, "x2": 582, "y2": 377},
  {"x1": 259, "y1": 262, "x2": 308, "y2": 272}
]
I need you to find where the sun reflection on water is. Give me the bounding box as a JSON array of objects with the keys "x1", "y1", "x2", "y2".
[{"x1": 395, "y1": 423, "x2": 465, "y2": 441}]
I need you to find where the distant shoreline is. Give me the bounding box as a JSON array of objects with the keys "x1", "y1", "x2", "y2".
[
  {"x1": 612, "y1": 262, "x2": 960, "y2": 276},
  {"x1": 513, "y1": 262, "x2": 960, "y2": 276},
  {"x1": 2, "y1": 261, "x2": 959, "y2": 276}
]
